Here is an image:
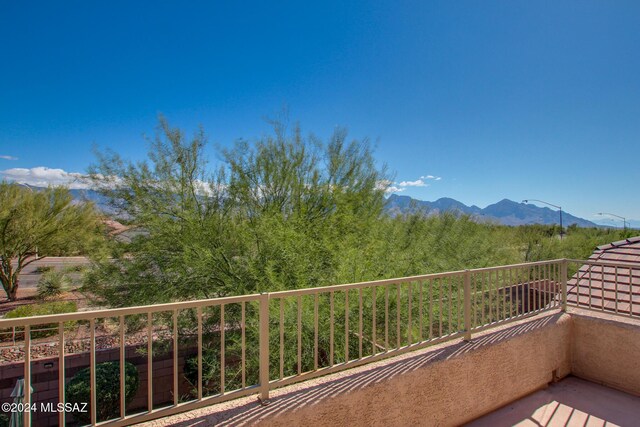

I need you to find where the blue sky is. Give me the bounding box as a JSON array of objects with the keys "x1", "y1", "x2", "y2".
[{"x1": 1, "y1": 1, "x2": 639, "y2": 226}]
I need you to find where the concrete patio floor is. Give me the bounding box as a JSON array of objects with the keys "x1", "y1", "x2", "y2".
[{"x1": 467, "y1": 376, "x2": 640, "y2": 427}]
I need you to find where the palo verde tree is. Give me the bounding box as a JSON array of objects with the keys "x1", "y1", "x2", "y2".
[
  {"x1": 0, "y1": 183, "x2": 102, "y2": 300},
  {"x1": 85, "y1": 117, "x2": 388, "y2": 306}
]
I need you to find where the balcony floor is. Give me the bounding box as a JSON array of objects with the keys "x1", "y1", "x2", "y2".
[{"x1": 467, "y1": 376, "x2": 640, "y2": 427}]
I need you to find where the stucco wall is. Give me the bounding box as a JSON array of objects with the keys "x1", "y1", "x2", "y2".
[{"x1": 571, "y1": 311, "x2": 640, "y2": 396}]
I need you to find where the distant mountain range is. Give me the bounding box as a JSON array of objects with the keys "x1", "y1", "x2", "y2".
[
  {"x1": 30, "y1": 186, "x2": 622, "y2": 228},
  {"x1": 384, "y1": 194, "x2": 599, "y2": 227}
]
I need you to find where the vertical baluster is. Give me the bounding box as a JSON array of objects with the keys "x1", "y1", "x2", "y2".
[
  {"x1": 258, "y1": 293, "x2": 269, "y2": 402},
  {"x1": 538, "y1": 265, "x2": 543, "y2": 311},
  {"x1": 464, "y1": 271, "x2": 471, "y2": 340},
  {"x1": 575, "y1": 263, "x2": 581, "y2": 308},
  {"x1": 592, "y1": 265, "x2": 604, "y2": 308},
  {"x1": 556, "y1": 262, "x2": 561, "y2": 307},
  {"x1": 297, "y1": 296, "x2": 302, "y2": 375},
  {"x1": 614, "y1": 266, "x2": 619, "y2": 314},
  {"x1": 428, "y1": 279, "x2": 432, "y2": 339},
  {"x1": 527, "y1": 266, "x2": 532, "y2": 314},
  {"x1": 408, "y1": 282, "x2": 413, "y2": 345},
  {"x1": 448, "y1": 278, "x2": 452, "y2": 334},
  {"x1": 599, "y1": 264, "x2": 605, "y2": 312},
  {"x1": 371, "y1": 287, "x2": 376, "y2": 355},
  {"x1": 419, "y1": 281, "x2": 424, "y2": 341},
  {"x1": 502, "y1": 269, "x2": 507, "y2": 319},
  {"x1": 517, "y1": 266, "x2": 522, "y2": 313},
  {"x1": 492, "y1": 271, "x2": 498, "y2": 323},
  {"x1": 147, "y1": 312, "x2": 153, "y2": 411},
  {"x1": 438, "y1": 279, "x2": 443, "y2": 337},
  {"x1": 345, "y1": 291, "x2": 350, "y2": 362},
  {"x1": 59, "y1": 322, "x2": 65, "y2": 426},
  {"x1": 359, "y1": 288, "x2": 363, "y2": 357},
  {"x1": 314, "y1": 293, "x2": 319, "y2": 370},
  {"x1": 541, "y1": 264, "x2": 545, "y2": 309},
  {"x1": 471, "y1": 274, "x2": 477, "y2": 327},
  {"x1": 173, "y1": 311, "x2": 178, "y2": 404},
  {"x1": 536, "y1": 264, "x2": 541, "y2": 312},
  {"x1": 330, "y1": 291, "x2": 335, "y2": 365},
  {"x1": 508, "y1": 268, "x2": 514, "y2": 319},
  {"x1": 24, "y1": 325, "x2": 31, "y2": 427},
  {"x1": 385, "y1": 285, "x2": 389, "y2": 348},
  {"x1": 220, "y1": 304, "x2": 225, "y2": 394},
  {"x1": 241, "y1": 302, "x2": 246, "y2": 388},
  {"x1": 630, "y1": 267, "x2": 634, "y2": 317},
  {"x1": 481, "y1": 272, "x2": 486, "y2": 323},
  {"x1": 500, "y1": 269, "x2": 505, "y2": 319},
  {"x1": 520, "y1": 267, "x2": 524, "y2": 313},
  {"x1": 539, "y1": 264, "x2": 543, "y2": 311},
  {"x1": 458, "y1": 276, "x2": 463, "y2": 332},
  {"x1": 397, "y1": 284, "x2": 401, "y2": 348},
  {"x1": 197, "y1": 307, "x2": 203, "y2": 400},
  {"x1": 546, "y1": 263, "x2": 551, "y2": 309},
  {"x1": 279, "y1": 299, "x2": 284, "y2": 380},
  {"x1": 493, "y1": 270, "x2": 498, "y2": 321},
  {"x1": 120, "y1": 315, "x2": 126, "y2": 415},
  {"x1": 90, "y1": 318, "x2": 97, "y2": 424}
]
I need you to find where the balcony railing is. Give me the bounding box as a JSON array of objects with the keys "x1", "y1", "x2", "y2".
[{"x1": 0, "y1": 258, "x2": 637, "y2": 426}]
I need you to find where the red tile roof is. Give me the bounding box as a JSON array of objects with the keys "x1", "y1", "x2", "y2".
[{"x1": 567, "y1": 236, "x2": 640, "y2": 316}]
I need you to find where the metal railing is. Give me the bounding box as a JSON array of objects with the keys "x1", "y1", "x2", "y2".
[
  {"x1": 0, "y1": 258, "x2": 636, "y2": 426},
  {"x1": 566, "y1": 258, "x2": 639, "y2": 318}
]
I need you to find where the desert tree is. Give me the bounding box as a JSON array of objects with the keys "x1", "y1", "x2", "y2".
[{"x1": 0, "y1": 183, "x2": 102, "y2": 300}]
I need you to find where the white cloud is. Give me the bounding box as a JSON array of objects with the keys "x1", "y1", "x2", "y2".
[
  {"x1": 420, "y1": 174, "x2": 442, "y2": 181},
  {"x1": 375, "y1": 180, "x2": 405, "y2": 193},
  {"x1": 1, "y1": 167, "x2": 92, "y2": 189},
  {"x1": 386, "y1": 186, "x2": 404, "y2": 193},
  {"x1": 398, "y1": 179, "x2": 429, "y2": 187},
  {"x1": 0, "y1": 155, "x2": 18, "y2": 160}
]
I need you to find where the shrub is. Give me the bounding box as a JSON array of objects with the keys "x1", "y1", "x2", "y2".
[
  {"x1": 65, "y1": 361, "x2": 139, "y2": 424},
  {"x1": 2, "y1": 301, "x2": 77, "y2": 339},
  {"x1": 37, "y1": 271, "x2": 71, "y2": 300},
  {"x1": 34, "y1": 265, "x2": 54, "y2": 274},
  {"x1": 184, "y1": 345, "x2": 223, "y2": 396},
  {"x1": 183, "y1": 333, "x2": 251, "y2": 398}
]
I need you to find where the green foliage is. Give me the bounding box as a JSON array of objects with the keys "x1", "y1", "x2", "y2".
[
  {"x1": 65, "y1": 361, "x2": 139, "y2": 424},
  {"x1": 0, "y1": 183, "x2": 104, "y2": 300},
  {"x1": 85, "y1": 117, "x2": 387, "y2": 305},
  {"x1": 517, "y1": 224, "x2": 631, "y2": 262},
  {"x1": 37, "y1": 271, "x2": 71, "y2": 300},
  {"x1": 3, "y1": 301, "x2": 77, "y2": 339}
]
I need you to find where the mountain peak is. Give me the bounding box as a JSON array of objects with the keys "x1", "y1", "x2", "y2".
[{"x1": 385, "y1": 195, "x2": 597, "y2": 227}]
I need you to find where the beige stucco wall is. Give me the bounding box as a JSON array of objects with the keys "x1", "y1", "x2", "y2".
[{"x1": 571, "y1": 311, "x2": 640, "y2": 396}]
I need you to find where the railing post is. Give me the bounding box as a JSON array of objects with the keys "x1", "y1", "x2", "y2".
[
  {"x1": 24, "y1": 325, "x2": 31, "y2": 427},
  {"x1": 464, "y1": 270, "x2": 472, "y2": 341},
  {"x1": 561, "y1": 259, "x2": 568, "y2": 312},
  {"x1": 259, "y1": 292, "x2": 270, "y2": 403}
]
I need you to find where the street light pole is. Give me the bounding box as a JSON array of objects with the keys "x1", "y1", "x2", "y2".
[
  {"x1": 522, "y1": 199, "x2": 564, "y2": 240},
  {"x1": 597, "y1": 212, "x2": 627, "y2": 230}
]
